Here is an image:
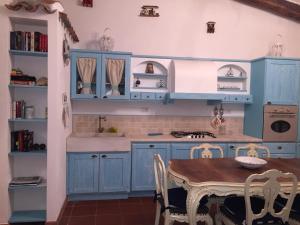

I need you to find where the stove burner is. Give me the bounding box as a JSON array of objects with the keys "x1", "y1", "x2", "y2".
[{"x1": 170, "y1": 131, "x2": 216, "y2": 139}]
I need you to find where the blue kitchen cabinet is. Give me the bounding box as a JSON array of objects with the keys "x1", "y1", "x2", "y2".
[
  {"x1": 68, "y1": 152, "x2": 131, "y2": 194},
  {"x1": 99, "y1": 153, "x2": 130, "y2": 192},
  {"x1": 71, "y1": 52, "x2": 102, "y2": 99},
  {"x1": 131, "y1": 143, "x2": 170, "y2": 191},
  {"x1": 297, "y1": 143, "x2": 300, "y2": 158},
  {"x1": 227, "y1": 143, "x2": 266, "y2": 158},
  {"x1": 264, "y1": 60, "x2": 300, "y2": 105},
  {"x1": 70, "y1": 49, "x2": 131, "y2": 100},
  {"x1": 101, "y1": 53, "x2": 131, "y2": 99},
  {"x1": 68, "y1": 153, "x2": 99, "y2": 194},
  {"x1": 244, "y1": 58, "x2": 300, "y2": 138},
  {"x1": 264, "y1": 143, "x2": 296, "y2": 158}
]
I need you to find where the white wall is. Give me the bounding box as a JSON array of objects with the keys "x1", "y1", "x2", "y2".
[
  {"x1": 62, "y1": 0, "x2": 300, "y2": 59},
  {"x1": 46, "y1": 12, "x2": 72, "y2": 222}
]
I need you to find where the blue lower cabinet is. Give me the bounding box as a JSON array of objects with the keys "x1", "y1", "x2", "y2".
[
  {"x1": 155, "y1": 93, "x2": 166, "y2": 100},
  {"x1": 171, "y1": 143, "x2": 200, "y2": 159},
  {"x1": 130, "y1": 92, "x2": 140, "y2": 99},
  {"x1": 263, "y1": 143, "x2": 296, "y2": 158},
  {"x1": 68, "y1": 152, "x2": 130, "y2": 195},
  {"x1": 68, "y1": 153, "x2": 100, "y2": 194},
  {"x1": 131, "y1": 143, "x2": 170, "y2": 191},
  {"x1": 99, "y1": 153, "x2": 130, "y2": 192},
  {"x1": 297, "y1": 143, "x2": 300, "y2": 158}
]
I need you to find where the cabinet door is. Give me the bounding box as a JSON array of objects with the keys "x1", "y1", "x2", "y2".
[
  {"x1": 101, "y1": 54, "x2": 131, "y2": 99},
  {"x1": 227, "y1": 143, "x2": 266, "y2": 158},
  {"x1": 68, "y1": 153, "x2": 99, "y2": 194},
  {"x1": 99, "y1": 153, "x2": 130, "y2": 192},
  {"x1": 171, "y1": 143, "x2": 200, "y2": 159},
  {"x1": 264, "y1": 60, "x2": 300, "y2": 104},
  {"x1": 264, "y1": 143, "x2": 296, "y2": 158},
  {"x1": 71, "y1": 52, "x2": 102, "y2": 99},
  {"x1": 297, "y1": 143, "x2": 300, "y2": 158},
  {"x1": 131, "y1": 143, "x2": 169, "y2": 191}
]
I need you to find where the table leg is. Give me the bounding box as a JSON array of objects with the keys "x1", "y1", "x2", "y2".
[{"x1": 187, "y1": 188, "x2": 213, "y2": 225}]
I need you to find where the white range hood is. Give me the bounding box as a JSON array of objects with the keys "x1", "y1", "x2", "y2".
[{"x1": 170, "y1": 60, "x2": 217, "y2": 94}]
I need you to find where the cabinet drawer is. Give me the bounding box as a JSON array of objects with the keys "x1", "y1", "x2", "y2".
[
  {"x1": 155, "y1": 93, "x2": 166, "y2": 100},
  {"x1": 270, "y1": 153, "x2": 295, "y2": 159},
  {"x1": 141, "y1": 92, "x2": 156, "y2": 100},
  {"x1": 243, "y1": 95, "x2": 253, "y2": 103},
  {"x1": 133, "y1": 143, "x2": 169, "y2": 150},
  {"x1": 264, "y1": 143, "x2": 296, "y2": 154},
  {"x1": 130, "y1": 92, "x2": 140, "y2": 99}
]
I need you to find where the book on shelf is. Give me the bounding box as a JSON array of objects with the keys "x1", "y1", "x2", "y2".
[
  {"x1": 9, "y1": 176, "x2": 42, "y2": 186},
  {"x1": 12, "y1": 100, "x2": 26, "y2": 119},
  {"x1": 10, "y1": 31, "x2": 48, "y2": 52},
  {"x1": 11, "y1": 130, "x2": 34, "y2": 152}
]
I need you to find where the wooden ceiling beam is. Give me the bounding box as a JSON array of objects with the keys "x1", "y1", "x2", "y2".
[{"x1": 233, "y1": 0, "x2": 300, "y2": 22}]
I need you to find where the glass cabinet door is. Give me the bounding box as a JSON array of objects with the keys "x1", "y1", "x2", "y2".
[
  {"x1": 71, "y1": 52, "x2": 101, "y2": 99},
  {"x1": 101, "y1": 54, "x2": 130, "y2": 99}
]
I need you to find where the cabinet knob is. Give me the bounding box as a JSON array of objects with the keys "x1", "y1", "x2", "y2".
[
  {"x1": 230, "y1": 145, "x2": 235, "y2": 150},
  {"x1": 149, "y1": 144, "x2": 154, "y2": 148},
  {"x1": 91, "y1": 155, "x2": 98, "y2": 158},
  {"x1": 101, "y1": 155, "x2": 107, "y2": 158},
  {"x1": 267, "y1": 101, "x2": 272, "y2": 105},
  {"x1": 93, "y1": 96, "x2": 98, "y2": 98},
  {"x1": 277, "y1": 146, "x2": 282, "y2": 150}
]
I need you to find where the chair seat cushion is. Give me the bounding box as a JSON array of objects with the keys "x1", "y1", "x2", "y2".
[
  {"x1": 275, "y1": 194, "x2": 300, "y2": 221},
  {"x1": 155, "y1": 187, "x2": 209, "y2": 215},
  {"x1": 220, "y1": 196, "x2": 285, "y2": 225}
]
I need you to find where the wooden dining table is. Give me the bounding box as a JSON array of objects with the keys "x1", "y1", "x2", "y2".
[{"x1": 168, "y1": 158, "x2": 300, "y2": 225}]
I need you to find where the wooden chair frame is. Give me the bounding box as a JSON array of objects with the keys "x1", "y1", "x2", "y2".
[
  {"x1": 190, "y1": 143, "x2": 224, "y2": 159},
  {"x1": 219, "y1": 169, "x2": 298, "y2": 225},
  {"x1": 153, "y1": 154, "x2": 213, "y2": 225},
  {"x1": 235, "y1": 143, "x2": 270, "y2": 158}
]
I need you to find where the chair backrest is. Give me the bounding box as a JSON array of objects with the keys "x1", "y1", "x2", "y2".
[
  {"x1": 244, "y1": 169, "x2": 298, "y2": 225},
  {"x1": 190, "y1": 143, "x2": 224, "y2": 159},
  {"x1": 235, "y1": 143, "x2": 270, "y2": 158},
  {"x1": 153, "y1": 154, "x2": 169, "y2": 207}
]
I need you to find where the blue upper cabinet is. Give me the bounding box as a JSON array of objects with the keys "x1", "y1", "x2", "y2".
[
  {"x1": 101, "y1": 53, "x2": 131, "y2": 99},
  {"x1": 68, "y1": 153, "x2": 99, "y2": 194},
  {"x1": 71, "y1": 52, "x2": 102, "y2": 99},
  {"x1": 264, "y1": 59, "x2": 300, "y2": 105},
  {"x1": 71, "y1": 49, "x2": 131, "y2": 100}
]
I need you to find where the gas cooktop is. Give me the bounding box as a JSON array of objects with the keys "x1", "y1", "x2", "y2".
[{"x1": 170, "y1": 131, "x2": 216, "y2": 139}]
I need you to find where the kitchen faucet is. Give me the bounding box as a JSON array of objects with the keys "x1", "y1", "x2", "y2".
[{"x1": 98, "y1": 116, "x2": 107, "y2": 133}]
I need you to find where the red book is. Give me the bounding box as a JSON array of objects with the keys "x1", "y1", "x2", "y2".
[
  {"x1": 18, "y1": 130, "x2": 24, "y2": 152},
  {"x1": 41, "y1": 34, "x2": 44, "y2": 52},
  {"x1": 15, "y1": 101, "x2": 21, "y2": 118},
  {"x1": 39, "y1": 35, "x2": 42, "y2": 52},
  {"x1": 45, "y1": 35, "x2": 48, "y2": 52}
]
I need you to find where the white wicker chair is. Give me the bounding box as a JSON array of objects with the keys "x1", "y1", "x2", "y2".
[
  {"x1": 153, "y1": 154, "x2": 213, "y2": 225},
  {"x1": 217, "y1": 169, "x2": 298, "y2": 225}
]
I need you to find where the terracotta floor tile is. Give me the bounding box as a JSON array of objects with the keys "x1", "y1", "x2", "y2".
[
  {"x1": 58, "y1": 216, "x2": 70, "y2": 225},
  {"x1": 95, "y1": 214, "x2": 123, "y2": 225},
  {"x1": 97, "y1": 202, "x2": 120, "y2": 215},
  {"x1": 141, "y1": 203, "x2": 156, "y2": 215},
  {"x1": 72, "y1": 205, "x2": 97, "y2": 216},
  {"x1": 119, "y1": 197, "x2": 142, "y2": 204},
  {"x1": 68, "y1": 216, "x2": 95, "y2": 225},
  {"x1": 122, "y1": 213, "x2": 146, "y2": 225},
  {"x1": 141, "y1": 196, "x2": 155, "y2": 204},
  {"x1": 62, "y1": 206, "x2": 73, "y2": 217},
  {"x1": 121, "y1": 203, "x2": 144, "y2": 215},
  {"x1": 73, "y1": 200, "x2": 98, "y2": 206}
]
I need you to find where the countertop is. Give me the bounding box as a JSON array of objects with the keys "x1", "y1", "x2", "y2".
[{"x1": 67, "y1": 134, "x2": 262, "y2": 152}]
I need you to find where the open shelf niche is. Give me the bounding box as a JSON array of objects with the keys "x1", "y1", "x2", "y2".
[
  {"x1": 217, "y1": 64, "x2": 248, "y2": 92},
  {"x1": 131, "y1": 58, "x2": 170, "y2": 92}
]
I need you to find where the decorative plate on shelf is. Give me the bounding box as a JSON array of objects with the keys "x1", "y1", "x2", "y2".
[{"x1": 235, "y1": 156, "x2": 267, "y2": 169}]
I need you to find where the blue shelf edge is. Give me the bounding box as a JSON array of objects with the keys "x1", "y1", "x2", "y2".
[
  {"x1": 9, "y1": 84, "x2": 48, "y2": 89},
  {"x1": 8, "y1": 181, "x2": 47, "y2": 191},
  {"x1": 9, "y1": 150, "x2": 47, "y2": 156},
  {"x1": 9, "y1": 50, "x2": 48, "y2": 57},
  {"x1": 9, "y1": 210, "x2": 46, "y2": 223},
  {"x1": 8, "y1": 118, "x2": 47, "y2": 123}
]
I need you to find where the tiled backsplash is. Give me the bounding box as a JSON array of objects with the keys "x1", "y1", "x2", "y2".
[{"x1": 72, "y1": 115, "x2": 243, "y2": 136}]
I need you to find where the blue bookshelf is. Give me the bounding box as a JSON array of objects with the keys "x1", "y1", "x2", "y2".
[
  {"x1": 9, "y1": 50, "x2": 48, "y2": 57},
  {"x1": 9, "y1": 210, "x2": 46, "y2": 223}
]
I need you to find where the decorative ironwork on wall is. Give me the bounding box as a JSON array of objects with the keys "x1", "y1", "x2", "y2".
[{"x1": 59, "y1": 12, "x2": 79, "y2": 43}]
